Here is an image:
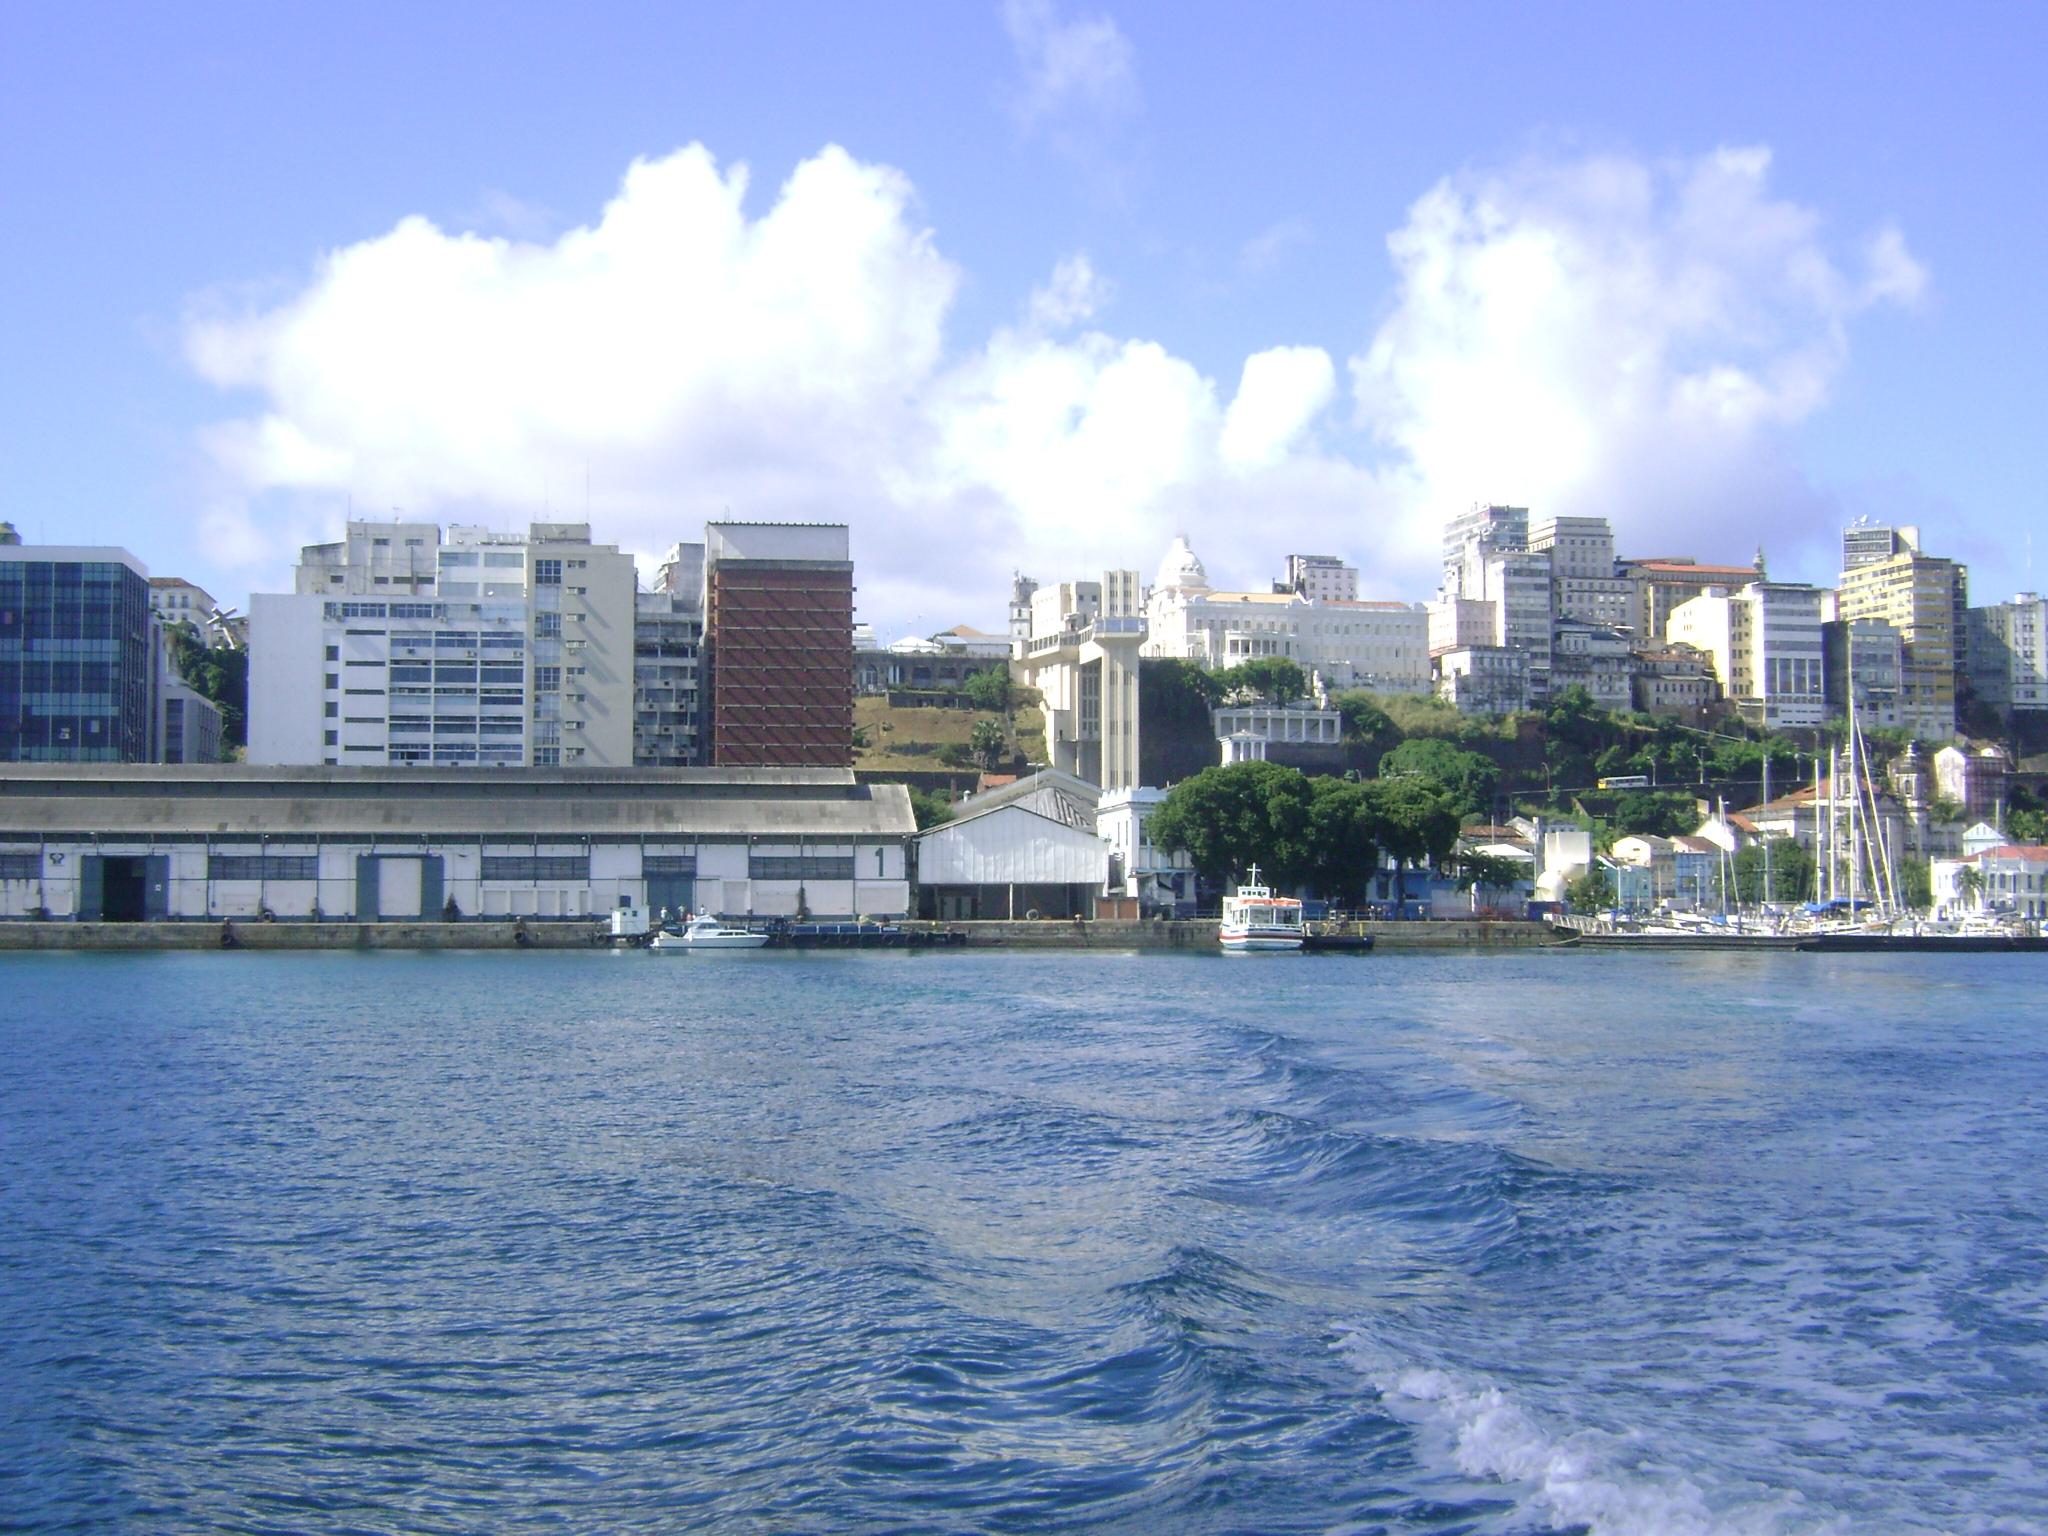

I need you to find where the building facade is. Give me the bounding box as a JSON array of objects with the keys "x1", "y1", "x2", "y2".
[
  {"x1": 250, "y1": 521, "x2": 638, "y2": 769},
  {"x1": 1014, "y1": 571, "x2": 1145, "y2": 791},
  {"x1": 1967, "y1": 594, "x2": 2048, "y2": 712},
  {"x1": 0, "y1": 538, "x2": 157, "y2": 763},
  {"x1": 1833, "y1": 528, "x2": 1967, "y2": 739},
  {"x1": 0, "y1": 765, "x2": 914, "y2": 922},
  {"x1": 703, "y1": 522, "x2": 855, "y2": 768},
  {"x1": 1146, "y1": 538, "x2": 1429, "y2": 694},
  {"x1": 1666, "y1": 582, "x2": 1826, "y2": 729}
]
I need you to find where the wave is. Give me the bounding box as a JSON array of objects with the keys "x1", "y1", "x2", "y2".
[{"x1": 1337, "y1": 1333, "x2": 1862, "y2": 1536}]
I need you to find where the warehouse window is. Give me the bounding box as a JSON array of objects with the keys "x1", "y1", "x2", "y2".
[
  {"x1": 209, "y1": 854, "x2": 319, "y2": 881},
  {"x1": 750, "y1": 855, "x2": 855, "y2": 881},
  {"x1": 481, "y1": 855, "x2": 588, "y2": 882},
  {"x1": 0, "y1": 853, "x2": 40, "y2": 880}
]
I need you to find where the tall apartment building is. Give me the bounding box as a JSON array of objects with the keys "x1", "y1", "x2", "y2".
[
  {"x1": 1820, "y1": 616, "x2": 1905, "y2": 730},
  {"x1": 250, "y1": 521, "x2": 637, "y2": 768},
  {"x1": 1666, "y1": 582, "x2": 1827, "y2": 729},
  {"x1": 0, "y1": 529, "x2": 157, "y2": 762},
  {"x1": 1281, "y1": 554, "x2": 1358, "y2": 603},
  {"x1": 1833, "y1": 527, "x2": 1967, "y2": 739},
  {"x1": 1528, "y1": 514, "x2": 1633, "y2": 631},
  {"x1": 1842, "y1": 518, "x2": 1919, "y2": 572},
  {"x1": 703, "y1": 522, "x2": 854, "y2": 768},
  {"x1": 1440, "y1": 503, "x2": 1529, "y2": 593},
  {"x1": 634, "y1": 542, "x2": 705, "y2": 767},
  {"x1": 1967, "y1": 594, "x2": 2048, "y2": 713}
]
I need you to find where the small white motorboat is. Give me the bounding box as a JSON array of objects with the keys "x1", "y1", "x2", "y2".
[{"x1": 649, "y1": 915, "x2": 771, "y2": 951}]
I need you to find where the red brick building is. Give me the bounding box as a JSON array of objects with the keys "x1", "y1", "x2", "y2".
[{"x1": 704, "y1": 523, "x2": 854, "y2": 767}]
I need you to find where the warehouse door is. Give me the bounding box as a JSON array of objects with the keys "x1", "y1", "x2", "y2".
[
  {"x1": 377, "y1": 857, "x2": 424, "y2": 919},
  {"x1": 99, "y1": 856, "x2": 148, "y2": 922}
]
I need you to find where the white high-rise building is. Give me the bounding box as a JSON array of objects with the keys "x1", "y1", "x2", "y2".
[
  {"x1": 251, "y1": 521, "x2": 638, "y2": 768},
  {"x1": 1667, "y1": 582, "x2": 1827, "y2": 729}
]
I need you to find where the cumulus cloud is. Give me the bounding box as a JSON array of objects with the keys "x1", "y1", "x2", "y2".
[
  {"x1": 1352, "y1": 145, "x2": 1928, "y2": 572},
  {"x1": 1220, "y1": 347, "x2": 1336, "y2": 471},
  {"x1": 184, "y1": 139, "x2": 1924, "y2": 628}
]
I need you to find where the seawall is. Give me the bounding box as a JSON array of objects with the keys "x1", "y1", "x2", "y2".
[{"x1": 0, "y1": 918, "x2": 1565, "y2": 952}]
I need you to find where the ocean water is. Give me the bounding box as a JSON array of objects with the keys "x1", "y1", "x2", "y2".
[{"x1": 1, "y1": 949, "x2": 2043, "y2": 1535}]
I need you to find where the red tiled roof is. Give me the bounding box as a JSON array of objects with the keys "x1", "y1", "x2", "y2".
[{"x1": 1624, "y1": 560, "x2": 1761, "y2": 577}]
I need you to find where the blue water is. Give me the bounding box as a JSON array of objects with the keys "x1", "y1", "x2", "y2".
[{"x1": 1, "y1": 950, "x2": 2044, "y2": 1535}]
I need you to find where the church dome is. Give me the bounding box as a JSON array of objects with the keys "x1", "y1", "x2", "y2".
[{"x1": 1156, "y1": 534, "x2": 1209, "y2": 594}]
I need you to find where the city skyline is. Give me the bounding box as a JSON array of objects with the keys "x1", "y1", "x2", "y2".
[{"x1": 5, "y1": 1, "x2": 2045, "y2": 637}]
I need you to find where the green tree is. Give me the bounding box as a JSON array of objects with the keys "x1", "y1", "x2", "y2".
[
  {"x1": 2010, "y1": 806, "x2": 2048, "y2": 844},
  {"x1": 166, "y1": 621, "x2": 249, "y2": 748},
  {"x1": 1566, "y1": 867, "x2": 1615, "y2": 913},
  {"x1": 907, "y1": 787, "x2": 954, "y2": 830},
  {"x1": 1361, "y1": 774, "x2": 1462, "y2": 903},
  {"x1": 1332, "y1": 691, "x2": 1403, "y2": 764},
  {"x1": 1216, "y1": 657, "x2": 1308, "y2": 705},
  {"x1": 1149, "y1": 760, "x2": 1316, "y2": 886},
  {"x1": 1379, "y1": 737, "x2": 1499, "y2": 821},
  {"x1": 961, "y1": 666, "x2": 1014, "y2": 713},
  {"x1": 1455, "y1": 850, "x2": 1527, "y2": 910},
  {"x1": 1898, "y1": 857, "x2": 1933, "y2": 912},
  {"x1": 969, "y1": 718, "x2": 1008, "y2": 770},
  {"x1": 1731, "y1": 837, "x2": 1816, "y2": 905},
  {"x1": 1609, "y1": 790, "x2": 1698, "y2": 839},
  {"x1": 1302, "y1": 776, "x2": 1383, "y2": 905},
  {"x1": 1956, "y1": 865, "x2": 1986, "y2": 909}
]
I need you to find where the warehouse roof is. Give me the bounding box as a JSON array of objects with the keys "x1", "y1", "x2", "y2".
[{"x1": 0, "y1": 766, "x2": 914, "y2": 839}]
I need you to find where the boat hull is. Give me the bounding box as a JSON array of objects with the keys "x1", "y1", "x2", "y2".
[{"x1": 1221, "y1": 930, "x2": 1304, "y2": 952}]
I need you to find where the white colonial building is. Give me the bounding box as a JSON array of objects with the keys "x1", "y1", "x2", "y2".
[{"x1": 1143, "y1": 537, "x2": 1428, "y2": 694}]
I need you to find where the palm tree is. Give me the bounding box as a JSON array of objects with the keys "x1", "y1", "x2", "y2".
[{"x1": 1956, "y1": 864, "x2": 1986, "y2": 912}]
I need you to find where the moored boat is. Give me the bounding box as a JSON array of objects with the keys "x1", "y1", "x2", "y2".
[
  {"x1": 1220, "y1": 867, "x2": 1304, "y2": 952},
  {"x1": 649, "y1": 915, "x2": 771, "y2": 951}
]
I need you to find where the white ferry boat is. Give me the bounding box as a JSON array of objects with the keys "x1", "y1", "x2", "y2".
[{"x1": 1220, "y1": 867, "x2": 1304, "y2": 952}]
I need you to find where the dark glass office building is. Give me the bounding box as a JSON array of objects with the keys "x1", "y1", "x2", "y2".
[{"x1": 0, "y1": 548, "x2": 156, "y2": 762}]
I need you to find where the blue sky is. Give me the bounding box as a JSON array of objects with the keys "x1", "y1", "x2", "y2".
[{"x1": 3, "y1": 1, "x2": 2043, "y2": 634}]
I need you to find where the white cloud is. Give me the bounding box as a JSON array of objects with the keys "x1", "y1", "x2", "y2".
[
  {"x1": 1027, "y1": 252, "x2": 1110, "y2": 330},
  {"x1": 184, "y1": 140, "x2": 1925, "y2": 629},
  {"x1": 1239, "y1": 218, "x2": 1311, "y2": 274},
  {"x1": 1220, "y1": 346, "x2": 1336, "y2": 471},
  {"x1": 1001, "y1": 0, "x2": 1137, "y2": 131},
  {"x1": 1351, "y1": 145, "x2": 1929, "y2": 574}
]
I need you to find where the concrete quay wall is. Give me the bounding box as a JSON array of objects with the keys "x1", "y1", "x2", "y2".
[
  {"x1": 920, "y1": 918, "x2": 1562, "y2": 950},
  {"x1": 0, "y1": 918, "x2": 1564, "y2": 952},
  {"x1": 0, "y1": 920, "x2": 601, "y2": 951}
]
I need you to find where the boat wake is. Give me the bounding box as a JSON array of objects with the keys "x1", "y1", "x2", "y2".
[{"x1": 1331, "y1": 1333, "x2": 2006, "y2": 1536}]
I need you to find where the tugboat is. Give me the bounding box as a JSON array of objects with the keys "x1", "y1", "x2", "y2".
[{"x1": 1219, "y1": 866, "x2": 1304, "y2": 952}]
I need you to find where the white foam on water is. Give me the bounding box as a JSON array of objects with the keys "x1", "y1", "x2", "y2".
[{"x1": 1336, "y1": 1332, "x2": 1862, "y2": 1536}]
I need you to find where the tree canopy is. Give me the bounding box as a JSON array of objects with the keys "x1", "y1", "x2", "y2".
[
  {"x1": 1378, "y1": 737, "x2": 1499, "y2": 821},
  {"x1": 165, "y1": 622, "x2": 248, "y2": 748}
]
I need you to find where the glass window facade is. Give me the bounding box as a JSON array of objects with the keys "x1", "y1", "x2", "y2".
[{"x1": 0, "y1": 558, "x2": 154, "y2": 761}]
